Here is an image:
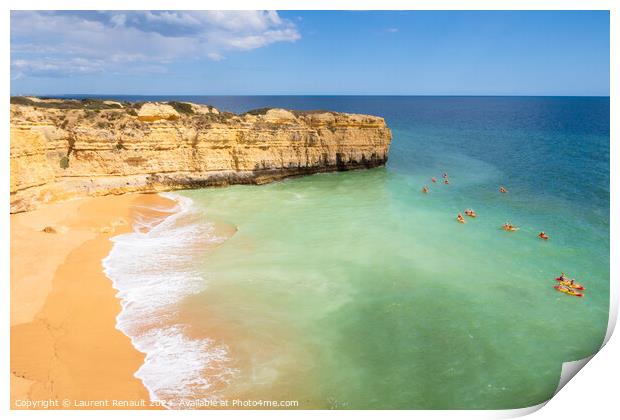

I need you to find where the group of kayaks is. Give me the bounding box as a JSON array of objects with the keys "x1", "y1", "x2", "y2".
[
  {"x1": 456, "y1": 210, "x2": 476, "y2": 223},
  {"x1": 553, "y1": 273, "x2": 586, "y2": 298},
  {"x1": 422, "y1": 174, "x2": 549, "y2": 239},
  {"x1": 423, "y1": 173, "x2": 585, "y2": 299}
]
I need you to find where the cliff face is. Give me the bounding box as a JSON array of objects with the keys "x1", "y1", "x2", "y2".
[{"x1": 10, "y1": 99, "x2": 392, "y2": 213}]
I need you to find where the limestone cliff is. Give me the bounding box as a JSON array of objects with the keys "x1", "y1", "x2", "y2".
[{"x1": 10, "y1": 98, "x2": 392, "y2": 213}]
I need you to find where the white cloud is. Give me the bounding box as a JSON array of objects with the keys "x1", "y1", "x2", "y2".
[
  {"x1": 110, "y1": 14, "x2": 127, "y2": 27},
  {"x1": 142, "y1": 11, "x2": 204, "y2": 27},
  {"x1": 207, "y1": 52, "x2": 225, "y2": 61},
  {"x1": 10, "y1": 11, "x2": 300, "y2": 78},
  {"x1": 11, "y1": 57, "x2": 106, "y2": 79}
]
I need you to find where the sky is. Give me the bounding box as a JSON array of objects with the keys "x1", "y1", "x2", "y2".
[{"x1": 10, "y1": 10, "x2": 610, "y2": 96}]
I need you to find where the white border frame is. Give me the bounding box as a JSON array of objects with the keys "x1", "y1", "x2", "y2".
[{"x1": 2, "y1": 2, "x2": 616, "y2": 419}]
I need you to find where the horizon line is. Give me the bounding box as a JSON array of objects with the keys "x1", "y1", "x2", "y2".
[{"x1": 10, "y1": 93, "x2": 611, "y2": 98}]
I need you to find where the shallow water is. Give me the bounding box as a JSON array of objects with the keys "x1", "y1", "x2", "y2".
[{"x1": 105, "y1": 96, "x2": 609, "y2": 409}]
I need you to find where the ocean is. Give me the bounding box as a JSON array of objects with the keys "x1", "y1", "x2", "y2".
[{"x1": 100, "y1": 96, "x2": 609, "y2": 409}]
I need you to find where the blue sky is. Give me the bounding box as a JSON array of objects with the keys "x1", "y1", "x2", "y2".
[{"x1": 10, "y1": 10, "x2": 609, "y2": 96}]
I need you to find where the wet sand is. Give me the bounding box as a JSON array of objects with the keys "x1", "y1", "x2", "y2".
[{"x1": 10, "y1": 193, "x2": 177, "y2": 409}]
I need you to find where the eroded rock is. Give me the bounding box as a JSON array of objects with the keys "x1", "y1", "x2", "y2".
[
  {"x1": 10, "y1": 99, "x2": 392, "y2": 213},
  {"x1": 137, "y1": 103, "x2": 180, "y2": 122}
]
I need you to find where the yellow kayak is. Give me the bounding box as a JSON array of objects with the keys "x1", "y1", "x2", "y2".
[
  {"x1": 554, "y1": 285, "x2": 584, "y2": 297},
  {"x1": 556, "y1": 279, "x2": 585, "y2": 291}
]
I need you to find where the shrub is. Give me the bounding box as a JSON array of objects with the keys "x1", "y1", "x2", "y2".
[
  {"x1": 59, "y1": 156, "x2": 69, "y2": 169},
  {"x1": 168, "y1": 101, "x2": 194, "y2": 115},
  {"x1": 10, "y1": 96, "x2": 33, "y2": 106},
  {"x1": 243, "y1": 107, "x2": 273, "y2": 116},
  {"x1": 11, "y1": 96, "x2": 123, "y2": 110}
]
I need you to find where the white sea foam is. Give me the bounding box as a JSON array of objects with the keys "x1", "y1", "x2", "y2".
[{"x1": 102, "y1": 193, "x2": 236, "y2": 408}]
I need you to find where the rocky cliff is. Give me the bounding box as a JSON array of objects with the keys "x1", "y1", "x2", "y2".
[{"x1": 10, "y1": 98, "x2": 392, "y2": 213}]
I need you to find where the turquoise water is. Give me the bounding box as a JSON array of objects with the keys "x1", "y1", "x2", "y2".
[{"x1": 108, "y1": 96, "x2": 609, "y2": 409}]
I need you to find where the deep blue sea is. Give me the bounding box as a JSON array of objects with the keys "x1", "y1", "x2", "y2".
[{"x1": 96, "y1": 96, "x2": 609, "y2": 409}]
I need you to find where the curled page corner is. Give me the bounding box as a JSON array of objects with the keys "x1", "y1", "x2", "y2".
[
  {"x1": 550, "y1": 301, "x2": 618, "y2": 396},
  {"x1": 543, "y1": 279, "x2": 619, "y2": 398},
  {"x1": 499, "y1": 401, "x2": 548, "y2": 418},
  {"x1": 505, "y1": 313, "x2": 617, "y2": 418},
  {"x1": 554, "y1": 355, "x2": 595, "y2": 396},
  {"x1": 493, "y1": 355, "x2": 598, "y2": 420},
  {"x1": 603, "y1": 299, "x2": 618, "y2": 347}
]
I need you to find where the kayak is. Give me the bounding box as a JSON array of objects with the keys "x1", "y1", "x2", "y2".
[
  {"x1": 503, "y1": 226, "x2": 518, "y2": 232},
  {"x1": 556, "y1": 279, "x2": 586, "y2": 290},
  {"x1": 465, "y1": 212, "x2": 477, "y2": 218},
  {"x1": 554, "y1": 285, "x2": 584, "y2": 297}
]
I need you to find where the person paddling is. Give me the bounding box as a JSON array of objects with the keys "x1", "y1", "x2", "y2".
[
  {"x1": 422, "y1": 186, "x2": 429, "y2": 193},
  {"x1": 503, "y1": 222, "x2": 518, "y2": 231},
  {"x1": 538, "y1": 231, "x2": 549, "y2": 240}
]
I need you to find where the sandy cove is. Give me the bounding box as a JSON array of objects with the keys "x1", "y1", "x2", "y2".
[{"x1": 10, "y1": 193, "x2": 177, "y2": 409}]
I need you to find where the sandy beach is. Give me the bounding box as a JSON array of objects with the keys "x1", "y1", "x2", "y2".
[{"x1": 10, "y1": 193, "x2": 177, "y2": 409}]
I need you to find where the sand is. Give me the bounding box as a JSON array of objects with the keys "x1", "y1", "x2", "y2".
[{"x1": 10, "y1": 193, "x2": 177, "y2": 409}]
